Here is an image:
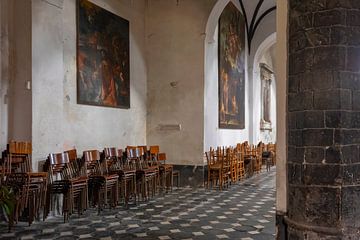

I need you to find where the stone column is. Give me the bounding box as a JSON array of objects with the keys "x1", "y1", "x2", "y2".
[{"x1": 287, "y1": 0, "x2": 360, "y2": 238}]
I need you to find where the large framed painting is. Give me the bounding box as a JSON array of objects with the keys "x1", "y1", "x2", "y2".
[
  {"x1": 77, "y1": 0, "x2": 130, "y2": 108},
  {"x1": 218, "y1": 2, "x2": 245, "y2": 129}
]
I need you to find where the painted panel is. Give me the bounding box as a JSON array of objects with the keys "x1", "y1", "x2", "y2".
[
  {"x1": 77, "y1": 0, "x2": 130, "y2": 108},
  {"x1": 218, "y1": 2, "x2": 245, "y2": 129}
]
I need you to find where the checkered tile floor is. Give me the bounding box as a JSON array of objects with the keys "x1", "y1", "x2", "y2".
[{"x1": 0, "y1": 168, "x2": 276, "y2": 240}]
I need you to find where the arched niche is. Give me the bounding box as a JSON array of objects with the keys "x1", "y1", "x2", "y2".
[
  {"x1": 252, "y1": 33, "x2": 277, "y2": 144},
  {"x1": 203, "y1": 0, "x2": 249, "y2": 151}
]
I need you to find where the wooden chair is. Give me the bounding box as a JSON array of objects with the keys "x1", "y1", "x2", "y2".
[
  {"x1": 104, "y1": 147, "x2": 136, "y2": 207},
  {"x1": 235, "y1": 146, "x2": 245, "y2": 181},
  {"x1": 64, "y1": 149, "x2": 88, "y2": 213},
  {"x1": 6, "y1": 141, "x2": 32, "y2": 173},
  {"x1": 83, "y1": 150, "x2": 119, "y2": 213},
  {"x1": 127, "y1": 146, "x2": 156, "y2": 201},
  {"x1": 141, "y1": 146, "x2": 160, "y2": 191},
  {"x1": 4, "y1": 173, "x2": 30, "y2": 231},
  {"x1": 47, "y1": 152, "x2": 88, "y2": 222},
  {"x1": 205, "y1": 147, "x2": 221, "y2": 189},
  {"x1": 221, "y1": 147, "x2": 231, "y2": 189},
  {"x1": 229, "y1": 147, "x2": 237, "y2": 183},
  {"x1": 157, "y1": 153, "x2": 173, "y2": 192},
  {"x1": 150, "y1": 146, "x2": 174, "y2": 192},
  {"x1": 4, "y1": 141, "x2": 48, "y2": 226}
]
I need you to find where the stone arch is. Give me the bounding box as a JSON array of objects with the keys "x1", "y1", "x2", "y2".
[
  {"x1": 251, "y1": 32, "x2": 277, "y2": 144},
  {"x1": 205, "y1": 0, "x2": 243, "y2": 44},
  {"x1": 203, "y1": 0, "x2": 249, "y2": 151}
]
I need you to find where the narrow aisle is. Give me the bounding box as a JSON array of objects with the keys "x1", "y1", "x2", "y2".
[{"x1": 0, "y1": 168, "x2": 276, "y2": 240}]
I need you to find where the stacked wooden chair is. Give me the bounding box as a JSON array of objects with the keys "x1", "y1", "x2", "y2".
[
  {"x1": 46, "y1": 151, "x2": 88, "y2": 222},
  {"x1": 3, "y1": 141, "x2": 48, "y2": 228},
  {"x1": 83, "y1": 150, "x2": 119, "y2": 213},
  {"x1": 104, "y1": 147, "x2": 137, "y2": 207}
]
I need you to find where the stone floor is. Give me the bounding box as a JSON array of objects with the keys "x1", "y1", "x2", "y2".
[{"x1": 0, "y1": 167, "x2": 276, "y2": 240}]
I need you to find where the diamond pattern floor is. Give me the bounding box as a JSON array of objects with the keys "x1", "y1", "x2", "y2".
[{"x1": 0, "y1": 168, "x2": 276, "y2": 240}]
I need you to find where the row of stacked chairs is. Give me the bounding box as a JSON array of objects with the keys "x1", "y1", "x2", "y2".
[
  {"x1": 205, "y1": 142, "x2": 276, "y2": 190},
  {"x1": 0, "y1": 141, "x2": 179, "y2": 231}
]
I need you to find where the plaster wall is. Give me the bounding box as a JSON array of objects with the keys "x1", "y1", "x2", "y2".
[
  {"x1": 146, "y1": 0, "x2": 216, "y2": 165},
  {"x1": 31, "y1": 0, "x2": 147, "y2": 169},
  {"x1": 62, "y1": 0, "x2": 147, "y2": 153},
  {"x1": 276, "y1": 0, "x2": 287, "y2": 213},
  {"x1": 248, "y1": 11, "x2": 276, "y2": 144},
  {"x1": 0, "y1": 0, "x2": 32, "y2": 150},
  {"x1": 32, "y1": 0, "x2": 64, "y2": 170},
  {"x1": 0, "y1": 0, "x2": 11, "y2": 150},
  {"x1": 253, "y1": 43, "x2": 277, "y2": 144},
  {"x1": 9, "y1": 0, "x2": 32, "y2": 143}
]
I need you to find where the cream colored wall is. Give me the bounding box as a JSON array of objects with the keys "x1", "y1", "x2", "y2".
[
  {"x1": 31, "y1": 0, "x2": 147, "y2": 169},
  {"x1": 0, "y1": 0, "x2": 32, "y2": 150},
  {"x1": 276, "y1": 0, "x2": 287, "y2": 214},
  {"x1": 248, "y1": 10, "x2": 276, "y2": 144},
  {"x1": 146, "y1": 0, "x2": 216, "y2": 165},
  {"x1": 0, "y1": 0, "x2": 10, "y2": 150},
  {"x1": 9, "y1": 0, "x2": 32, "y2": 142}
]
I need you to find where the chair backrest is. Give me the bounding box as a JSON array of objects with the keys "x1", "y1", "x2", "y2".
[
  {"x1": 158, "y1": 152, "x2": 166, "y2": 164},
  {"x1": 83, "y1": 150, "x2": 101, "y2": 162},
  {"x1": 65, "y1": 149, "x2": 77, "y2": 162},
  {"x1": 206, "y1": 147, "x2": 217, "y2": 166},
  {"x1": 48, "y1": 152, "x2": 71, "y2": 182},
  {"x1": 126, "y1": 146, "x2": 138, "y2": 158},
  {"x1": 119, "y1": 148, "x2": 135, "y2": 171},
  {"x1": 64, "y1": 149, "x2": 86, "y2": 178},
  {"x1": 9, "y1": 141, "x2": 32, "y2": 155},
  {"x1": 127, "y1": 146, "x2": 150, "y2": 170},
  {"x1": 83, "y1": 150, "x2": 102, "y2": 175},
  {"x1": 7, "y1": 141, "x2": 32, "y2": 173},
  {"x1": 117, "y1": 149, "x2": 124, "y2": 159},
  {"x1": 149, "y1": 145, "x2": 160, "y2": 155},
  {"x1": 138, "y1": 145, "x2": 148, "y2": 156},
  {"x1": 103, "y1": 147, "x2": 118, "y2": 171},
  {"x1": 104, "y1": 147, "x2": 118, "y2": 158}
]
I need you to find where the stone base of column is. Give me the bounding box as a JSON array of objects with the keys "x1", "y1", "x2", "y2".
[
  {"x1": 276, "y1": 211, "x2": 287, "y2": 240},
  {"x1": 285, "y1": 216, "x2": 342, "y2": 240}
]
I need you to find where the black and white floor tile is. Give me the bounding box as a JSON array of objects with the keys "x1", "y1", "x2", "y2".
[{"x1": 0, "y1": 168, "x2": 276, "y2": 240}]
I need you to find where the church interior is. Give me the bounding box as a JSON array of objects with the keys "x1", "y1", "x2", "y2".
[{"x1": 0, "y1": 0, "x2": 358, "y2": 239}]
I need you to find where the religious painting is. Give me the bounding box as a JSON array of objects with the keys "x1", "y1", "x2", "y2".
[
  {"x1": 77, "y1": 0, "x2": 130, "y2": 108},
  {"x1": 218, "y1": 2, "x2": 245, "y2": 129}
]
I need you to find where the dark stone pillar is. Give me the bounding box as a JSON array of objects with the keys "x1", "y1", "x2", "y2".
[{"x1": 287, "y1": 0, "x2": 360, "y2": 239}]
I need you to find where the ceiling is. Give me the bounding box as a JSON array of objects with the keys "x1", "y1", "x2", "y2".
[{"x1": 239, "y1": 0, "x2": 276, "y2": 53}]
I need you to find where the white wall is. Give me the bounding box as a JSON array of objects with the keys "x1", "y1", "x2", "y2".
[
  {"x1": 31, "y1": 0, "x2": 147, "y2": 169},
  {"x1": 253, "y1": 41, "x2": 277, "y2": 144},
  {"x1": 146, "y1": 0, "x2": 216, "y2": 165},
  {"x1": 32, "y1": 0, "x2": 65, "y2": 170},
  {"x1": 248, "y1": 10, "x2": 276, "y2": 144},
  {"x1": 204, "y1": 24, "x2": 250, "y2": 151}
]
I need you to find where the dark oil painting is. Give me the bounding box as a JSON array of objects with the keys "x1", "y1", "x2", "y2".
[
  {"x1": 77, "y1": 0, "x2": 130, "y2": 108},
  {"x1": 218, "y1": 2, "x2": 245, "y2": 129}
]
